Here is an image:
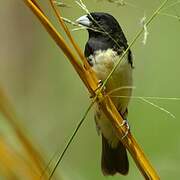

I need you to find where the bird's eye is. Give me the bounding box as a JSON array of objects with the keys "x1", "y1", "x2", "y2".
[{"x1": 95, "y1": 16, "x2": 101, "y2": 21}]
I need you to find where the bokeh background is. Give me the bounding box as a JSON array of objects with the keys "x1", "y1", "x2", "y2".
[{"x1": 0, "y1": 0, "x2": 180, "y2": 179}]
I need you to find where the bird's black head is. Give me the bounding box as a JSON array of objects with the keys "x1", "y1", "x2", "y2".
[{"x1": 76, "y1": 12, "x2": 123, "y2": 37}]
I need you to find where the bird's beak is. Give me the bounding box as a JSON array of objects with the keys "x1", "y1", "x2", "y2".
[{"x1": 76, "y1": 15, "x2": 91, "y2": 27}]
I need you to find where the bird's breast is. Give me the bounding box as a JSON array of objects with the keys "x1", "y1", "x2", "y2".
[
  {"x1": 90, "y1": 49, "x2": 133, "y2": 104},
  {"x1": 91, "y1": 48, "x2": 133, "y2": 146}
]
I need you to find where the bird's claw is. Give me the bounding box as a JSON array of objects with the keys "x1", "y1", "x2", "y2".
[{"x1": 97, "y1": 80, "x2": 103, "y2": 88}]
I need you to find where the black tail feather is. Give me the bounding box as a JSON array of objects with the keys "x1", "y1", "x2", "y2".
[{"x1": 101, "y1": 135, "x2": 129, "y2": 176}]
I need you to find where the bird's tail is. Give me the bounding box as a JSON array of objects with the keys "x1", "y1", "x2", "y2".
[{"x1": 101, "y1": 135, "x2": 129, "y2": 175}]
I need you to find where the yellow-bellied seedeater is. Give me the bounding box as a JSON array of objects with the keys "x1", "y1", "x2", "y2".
[{"x1": 76, "y1": 12, "x2": 133, "y2": 176}]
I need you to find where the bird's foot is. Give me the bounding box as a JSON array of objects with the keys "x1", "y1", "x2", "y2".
[
  {"x1": 90, "y1": 80, "x2": 105, "y2": 98},
  {"x1": 120, "y1": 119, "x2": 130, "y2": 140}
]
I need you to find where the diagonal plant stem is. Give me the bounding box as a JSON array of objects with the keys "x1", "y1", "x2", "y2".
[
  {"x1": 48, "y1": 98, "x2": 97, "y2": 179},
  {"x1": 24, "y1": 0, "x2": 98, "y2": 95},
  {"x1": 49, "y1": 0, "x2": 90, "y2": 69},
  {"x1": 101, "y1": 0, "x2": 169, "y2": 89},
  {"x1": 139, "y1": 97, "x2": 176, "y2": 119},
  {"x1": 162, "y1": 0, "x2": 180, "y2": 10},
  {"x1": 31, "y1": 0, "x2": 44, "y2": 13},
  {"x1": 158, "y1": 12, "x2": 180, "y2": 20},
  {"x1": 0, "y1": 87, "x2": 48, "y2": 177}
]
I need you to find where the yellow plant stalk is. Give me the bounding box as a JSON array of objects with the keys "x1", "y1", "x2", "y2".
[
  {"x1": 0, "y1": 87, "x2": 49, "y2": 179},
  {"x1": 49, "y1": 0, "x2": 90, "y2": 69},
  {"x1": 23, "y1": 0, "x2": 160, "y2": 179},
  {"x1": 0, "y1": 136, "x2": 39, "y2": 179}
]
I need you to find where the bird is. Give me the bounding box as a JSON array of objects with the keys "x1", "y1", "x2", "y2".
[{"x1": 76, "y1": 12, "x2": 133, "y2": 176}]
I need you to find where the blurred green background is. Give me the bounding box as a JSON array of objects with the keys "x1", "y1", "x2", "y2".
[{"x1": 0, "y1": 0, "x2": 180, "y2": 179}]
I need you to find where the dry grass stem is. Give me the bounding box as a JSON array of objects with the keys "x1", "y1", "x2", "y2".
[
  {"x1": 0, "y1": 136, "x2": 42, "y2": 179},
  {"x1": 162, "y1": 1, "x2": 180, "y2": 10},
  {"x1": 0, "y1": 87, "x2": 49, "y2": 179},
  {"x1": 61, "y1": 17, "x2": 82, "y2": 27},
  {"x1": 53, "y1": 1, "x2": 71, "y2": 8},
  {"x1": 158, "y1": 12, "x2": 180, "y2": 20},
  {"x1": 98, "y1": 0, "x2": 138, "y2": 8},
  {"x1": 140, "y1": 15, "x2": 149, "y2": 44},
  {"x1": 49, "y1": 0, "x2": 90, "y2": 69},
  {"x1": 139, "y1": 97, "x2": 176, "y2": 119},
  {"x1": 100, "y1": 0, "x2": 126, "y2": 6}
]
